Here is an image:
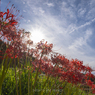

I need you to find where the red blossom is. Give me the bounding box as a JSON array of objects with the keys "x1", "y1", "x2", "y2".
[
  {"x1": 86, "y1": 80, "x2": 93, "y2": 87},
  {"x1": 0, "y1": 12, "x2": 4, "y2": 17},
  {"x1": 92, "y1": 90, "x2": 95, "y2": 94},
  {"x1": 91, "y1": 84, "x2": 95, "y2": 90}
]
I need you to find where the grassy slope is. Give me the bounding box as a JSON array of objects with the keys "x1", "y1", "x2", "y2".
[{"x1": 0, "y1": 68, "x2": 94, "y2": 95}]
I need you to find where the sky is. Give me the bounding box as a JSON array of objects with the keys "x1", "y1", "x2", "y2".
[{"x1": 1, "y1": 0, "x2": 95, "y2": 71}]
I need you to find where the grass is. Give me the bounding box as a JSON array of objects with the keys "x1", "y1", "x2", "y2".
[{"x1": 0, "y1": 67, "x2": 94, "y2": 95}]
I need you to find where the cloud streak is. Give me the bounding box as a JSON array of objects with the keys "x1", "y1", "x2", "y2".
[
  {"x1": 4, "y1": 0, "x2": 95, "y2": 68},
  {"x1": 69, "y1": 18, "x2": 95, "y2": 34}
]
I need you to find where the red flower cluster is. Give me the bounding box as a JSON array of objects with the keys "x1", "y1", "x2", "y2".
[
  {"x1": 0, "y1": 3, "x2": 20, "y2": 27},
  {"x1": 33, "y1": 51, "x2": 95, "y2": 93},
  {"x1": 0, "y1": 4, "x2": 29, "y2": 59},
  {"x1": 37, "y1": 41, "x2": 53, "y2": 55}
]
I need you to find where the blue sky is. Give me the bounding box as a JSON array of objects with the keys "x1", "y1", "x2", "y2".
[{"x1": 1, "y1": 0, "x2": 95, "y2": 70}]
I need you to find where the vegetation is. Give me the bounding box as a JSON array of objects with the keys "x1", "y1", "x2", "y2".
[{"x1": 0, "y1": 68, "x2": 94, "y2": 95}]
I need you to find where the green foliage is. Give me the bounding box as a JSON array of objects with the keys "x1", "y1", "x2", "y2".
[
  {"x1": 0, "y1": 68, "x2": 94, "y2": 95},
  {"x1": 1, "y1": 68, "x2": 16, "y2": 95}
]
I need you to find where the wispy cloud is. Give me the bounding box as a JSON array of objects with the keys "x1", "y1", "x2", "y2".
[
  {"x1": 69, "y1": 18, "x2": 95, "y2": 34},
  {"x1": 10, "y1": 0, "x2": 95, "y2": 68},
  {"x1": 44, "y1": 2, "x2": 54, "y2": 7},
  {"x1": 23, "y1": 10, "x2": 26, "y2": 12},
  {"x1": 68, "y1": 30, "x2": 92, "y2": 50}
]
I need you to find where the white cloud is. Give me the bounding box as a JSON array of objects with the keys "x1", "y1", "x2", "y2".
[
  {"x1": 89, "y1": 0, "x2": 95, "y2": 6},
  {"x1": 69, "y1": 18, "x2": 95, "y2": 34},
  {"x1": 78, "y1": 8, "x2": 86, "y2": 17},
  {"x1": 39, "y1": 7, "x2": 45, "y2": 14},
  {"x1": 86, "y1": 8, "x2": 95, "y2": 20},
  {"x1": 68, "y1": 37, "x2": 84, "y2": 50},
  {"x1": 45, "y1": 3, "x2": 54, "y2": 7},
  {"x1": 84, "y1": 30, "x2": 92, "y2": 41},
  {"x1": 23, "y1": 10, "x2": 26, "y2": 12},
  {"x1": 69, "y1": 29, "x2": 92, "y2": 50},
  {"x1": 61, "y1": 2, "x2": 75, "y2": 19},
  {"x1": 66, "y1": 29, "x2": 95, "y2": 67},
  {"x1": 27, "y1": 20, "x2": 30, "y2": 23},
  {"x1": 19, "y1": 0, "x2": 95, "y2": 68},
  {"x1": 23, "y1": 1, "x2": 25, "y2": 4}
]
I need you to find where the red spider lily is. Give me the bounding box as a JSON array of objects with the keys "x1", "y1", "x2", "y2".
[
  {"x1": 40, "y1": 61, "x2": 53, "y2": 75},
  {"x1": 0, "y1": 12, "x2": 4, "y2": 18},
  {"x1": 50, "y1": 54, "x2": 95, "y2": 87},
  {"x1": 0, "y1": 10, "x2": 18, "y2": 27},
  {"x1": 37, "y1": 41, "x2": 53, "y2": 55},
  {"x1": 0, "y1": 3, "x2": 21, "y2": 42},
  {"x1": 5, "y1": 45, "x2": 19, "y2": 58},
  {"x1": 27, "y1": 40, "x2": 33, "y2": 45},
  {"x1": 70, "y1": 59, "x2": 85, "y2": 72},
  {"x1": 86, "y1": 80, "x2": 93, "y2": 87},
  {"x1": 85, "y1": 73, "x2": 95, "y2": 80},
  {"x1": 91, "y1": 84, "x2": 95, "y2": 90},
  {"x1": 89, "y1": 84, "x2": 95, "y2": 94},
  {"x1": 51, "y1": 53, "x2": 69, "y2": 67},
  {"x1": 1, "y1": 25, "x2": 17, "y2": 41},
  {"x1": 51, "y1": 67, "x2": 62, "y2": 77},
  {"x1": 92, "y1": 90, "x2": 95, "y2": 94}
]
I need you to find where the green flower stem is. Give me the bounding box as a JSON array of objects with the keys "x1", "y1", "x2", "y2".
[
  {"x1": 26, "y1": 57, "x2": 31, "y2": 95},
  {"x1": 28, "y1": 71, "x2": 30, "y2": 95},
  {"x1": 14, "y1": 58, "x2": 19, "y2": 95},
  {"x1": 19, "y1": 70, "x2": 22, "y2": 95},
  {"x1": 33, "y1": 66, "x2": 40, "y2": 95},
  {"x1": 55, "y1": 82, "x2": 64, "y2": 95},
  {"x1": 18, "y1": 58, "x2": 22, "y2": 95},
  {"x1": 48, "y1": 76, "x2": 59, "y2": 95},
  {"x1": 79, "y1": 84, "x2": 85, "y2": 95},
  {"x1": 31, "y1": 72, "x2": 33, "y2": 95},
  {"x1": 61, "y1": 81, "x2": 68, "y2": 95},
  {"x1": 40, "y1": 75, "x2": 50, "y2": 95},
  {"x1": 33, "y1": 55, "x2": 42, "y2": 95},
  {"x1": 30, "y1": 58, "x2": 33, "y2": 95},
  {"x1": 0, "y1": 57, "x2": 12, "y2": 95}
]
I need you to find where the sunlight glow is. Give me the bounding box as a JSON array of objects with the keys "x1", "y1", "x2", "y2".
[{"x1": 30, "y1": 27, "x2": 45, "y2": 43}]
